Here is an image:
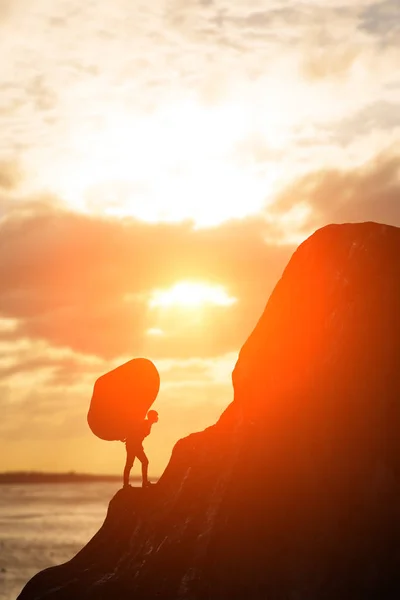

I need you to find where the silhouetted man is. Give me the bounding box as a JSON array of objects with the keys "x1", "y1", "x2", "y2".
[{"x1": 123, "y1": 410, "x2": 159, "y2": 488}]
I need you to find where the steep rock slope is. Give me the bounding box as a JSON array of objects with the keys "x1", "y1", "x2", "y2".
[{"x1": 19, "y1": 222, "x2": 400, "y2": 599}]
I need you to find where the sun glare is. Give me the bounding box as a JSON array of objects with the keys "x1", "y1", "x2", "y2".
[{"x1": 149, "y1": 282, "x2": 237, "y2": 308}]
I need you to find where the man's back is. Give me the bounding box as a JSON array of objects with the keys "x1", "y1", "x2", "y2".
[{"x1": 126, "y1": 419, "x2": 152, "y2": 445}]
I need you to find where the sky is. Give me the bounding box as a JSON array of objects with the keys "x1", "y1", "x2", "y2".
[{"x1": 1, "y1": 0, "x2": 399, "y2": 476}]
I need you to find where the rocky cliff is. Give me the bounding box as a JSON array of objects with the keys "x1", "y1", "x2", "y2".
[{"x1": 19, "y1": 222, "x2": 400, "y2": 600}]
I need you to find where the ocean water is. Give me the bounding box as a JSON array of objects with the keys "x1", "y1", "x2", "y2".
[{"x1": 0, "y1": 482, "x2": 121, "y2": 600}]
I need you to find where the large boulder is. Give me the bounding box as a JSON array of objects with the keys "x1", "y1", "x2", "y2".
[
  {"x1": 87, "y1": 358, "x2": 160, "y2": 441},
  {"x1": 19, "y1": 222, "x2": 400, "y2": 600}
]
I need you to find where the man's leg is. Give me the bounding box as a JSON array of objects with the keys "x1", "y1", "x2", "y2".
[
  {"x1": 123, "y1": 448, "x2": 135, "y2": 488},
  {"x1": 136, "y1": 446, "x2": 150, "y2": 487}
]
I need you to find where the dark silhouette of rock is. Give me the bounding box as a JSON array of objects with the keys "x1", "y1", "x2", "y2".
[
  {"x1": 88, "y1": 358, "x2": 160, "y2": 441},
  {"x1": 19, "y1": 222, "x2": 400, "y2": 600}
]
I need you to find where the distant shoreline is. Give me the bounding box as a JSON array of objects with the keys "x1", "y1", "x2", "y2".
[{"x1": 0, "y1": 472, "x2": 136, "y2": 484}]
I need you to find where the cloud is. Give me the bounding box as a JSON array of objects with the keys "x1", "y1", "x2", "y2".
[
  {"x1": 1, "y1": 149, "x2": 399, "y2": 361},
  {"x1": 0, "y1": 159, "x2": 21, "y2": 190},
  {"x1": 359, "y1": 0, "x2": 400, "y2": 41},
  {"x1": 0, "y1": 0, "x2": 397, "y2": 173},
  {"x1": 0, "y1": 381, "x2": 231, "y2": 474},
  {"x1": 0, "y1": 335, "x2": 234, "y2": 475},
  {"x1": 272, "y1": 150, "x2": 400, "y2": 236},
  {"x1": 0, "y1": 339, "x2": 104, "y2": 387},
  {"x1": 0, "y1": 205, "x2": 292, "y2": 359},
  {"x1": 0, "y1": 331, "x2": 235, "y2": 458},
  {"x1": 0, "y1": 0, "x2": 14, "y2": 22},
  {"x1": 326, "y1": 102, "x2": 400, "y2": 146}
]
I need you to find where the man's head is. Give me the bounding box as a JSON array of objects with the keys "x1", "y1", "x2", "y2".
[{"x1": 147, "y1": 409, "x2": 159, "y2": 424}]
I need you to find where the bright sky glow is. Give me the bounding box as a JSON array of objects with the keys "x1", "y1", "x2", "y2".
[
  {"x1": 37, "y1": 100, "x2": 280, "y2": 227},
  {"x1": 1, "y1": 0, "x2": 399, "y2": 476},
  {"x1": 149, "y1": 282, "x2": 237, "y2": 308}
]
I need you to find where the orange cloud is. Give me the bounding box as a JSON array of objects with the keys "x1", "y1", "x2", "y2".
[{"x1": 0, "y1": 207, "x2": 291, "y2": 359}]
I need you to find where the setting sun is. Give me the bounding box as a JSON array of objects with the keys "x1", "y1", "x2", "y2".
[{"x1": 149, "y1": 282, "x2": 237, "y2": 308}]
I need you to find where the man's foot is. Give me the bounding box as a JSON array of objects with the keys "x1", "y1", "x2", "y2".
[
  {"x1": 123, "y1": 483, "x2": 132, "y2": 489},
  {"x1": 142, "y1": 481, "x2": 153, "y2": 488}
]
